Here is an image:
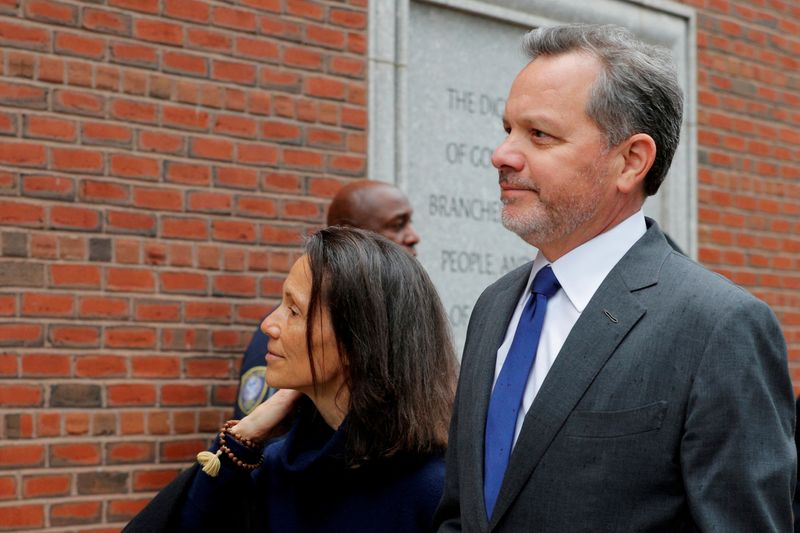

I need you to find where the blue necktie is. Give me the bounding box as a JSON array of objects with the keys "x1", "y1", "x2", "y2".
[{"x1": 483, "y1": 265, "x2": 561, "y2": 519}]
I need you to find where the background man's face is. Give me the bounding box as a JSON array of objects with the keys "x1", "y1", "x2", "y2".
[{"x1": 358, "y1": 187, "x2": 421, "y2": 255}]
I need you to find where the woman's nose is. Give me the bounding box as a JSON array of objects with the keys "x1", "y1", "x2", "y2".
[{"x1": 261, "y1": 314, "x2": 280, "y2": 339}]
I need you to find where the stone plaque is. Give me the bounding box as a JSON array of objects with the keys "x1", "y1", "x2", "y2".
[{"x1": 406, "y1": 2, "x2": 532, "y2": 352}]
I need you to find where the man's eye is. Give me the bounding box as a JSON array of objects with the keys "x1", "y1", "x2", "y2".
[{"x1": 531, "y1": 129, "x2": 547, "y2": 138}]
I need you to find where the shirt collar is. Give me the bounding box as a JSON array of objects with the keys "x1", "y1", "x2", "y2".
[{"x1": 530, "y1": 210, "x2": 646, "y2": 313}]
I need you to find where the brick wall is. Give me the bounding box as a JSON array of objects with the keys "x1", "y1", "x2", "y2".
[
  {"x1": 0, "y1": 0, "x2": 797, "y2": 531},
  {"x1": 0, "y1": 0, "x2": 366, "y2": 530},
  {"x1": 684, "y1": 0, "x2": 800, "y2": 387}
]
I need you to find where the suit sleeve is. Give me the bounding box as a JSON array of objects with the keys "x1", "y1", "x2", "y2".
[
  {"x1": 682, "y1": 297, "x2": 796, "y2": 531},
  {"x1": 434, "y1": 381, "x2": 463, "y2": 532}
]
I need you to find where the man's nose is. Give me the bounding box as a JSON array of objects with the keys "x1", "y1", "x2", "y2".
[
  {"x1": 492, "y1": 136, "x2": 525, "y2": 172},
  {"x1": 403, "y1": 224, "x2": 420, "y2": 247}
]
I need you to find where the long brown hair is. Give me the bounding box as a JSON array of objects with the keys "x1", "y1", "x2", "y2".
[{"x1": 304, "y1": 226, "x2": 457, "y2": 464}]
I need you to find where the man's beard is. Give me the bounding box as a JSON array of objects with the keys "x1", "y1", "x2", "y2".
[{"x1": 499, "y1": 164, "x2": 607, "y2": 246}]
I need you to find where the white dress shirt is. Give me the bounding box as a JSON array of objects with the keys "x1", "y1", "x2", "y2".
[{"x1": 492, "y1": 210, "x2": 647, "y2": 446}]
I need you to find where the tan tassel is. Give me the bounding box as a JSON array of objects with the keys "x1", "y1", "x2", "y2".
[{"x1": 197, "y1": 449, "x2": 222, "y2": 477}]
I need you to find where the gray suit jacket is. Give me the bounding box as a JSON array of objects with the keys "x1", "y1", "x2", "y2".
[{"x1": 436, "y1": 220, "x2": 795, "y2": 532}]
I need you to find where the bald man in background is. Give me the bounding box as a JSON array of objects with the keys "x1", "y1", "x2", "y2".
[{"x1": 233, "y1": 180, "x2": 420, "y2": 418}]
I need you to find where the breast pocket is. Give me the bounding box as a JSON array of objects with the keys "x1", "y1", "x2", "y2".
[{"x1": 563, "y1": 401, "x2": 667, "y2": 438}]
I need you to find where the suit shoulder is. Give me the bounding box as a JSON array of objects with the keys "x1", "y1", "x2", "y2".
[{"x1": 475, "y1": 261, "x2": 532, "y2": 304}]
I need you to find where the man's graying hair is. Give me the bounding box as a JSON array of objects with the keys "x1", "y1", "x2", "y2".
[{"x1": 523, "y1": 24, "x2": 683, "y2": 196}]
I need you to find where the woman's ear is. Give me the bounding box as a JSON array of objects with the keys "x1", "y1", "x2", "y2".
[{"x1": 615, "y1": 133, "x2": 656, "y2": 195}]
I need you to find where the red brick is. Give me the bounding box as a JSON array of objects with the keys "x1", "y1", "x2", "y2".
[
  {"x1": 190, "y1": 137, "x2": 234, "y2": 161},
  {"x1": 55, "y1": 32, "x2": 106, "y2": 59},
  {"x1": 51, "y1": 147, "x2": 104, "y2": 173},
  {"x1": 236, "y1": 36, "x2": 279, "y2": 62},
  {"x1": 260, "y1": 65, "x2": 301, "y2": 92},
  {"x1": 23, "y1": 474, "x2": 69, "y2": 498},
  {"x1": 306, "y1": 24, "x2": 346, "y2": 49},
  {"x1": 163, "y1": 105, "x2": 210, "y2": 131},
  {"x1": 20, "y1": 353, "x2": 69, "y2": 376},
  {"x1": 184, "y1": 301, "x2": 232, "y2": 323},
  {"x1": 283, "y1": 45, "x2": 322, "y2": 70},
  {"x1": 212, "y1": 220, "x2": 256, "y2": 243},
  {"x1": 106, "y1": 209, "x2": 156, "y2": 235},
  {"x1": 215, "y1": 166, "x2": 258, "y2": 189},
  {"x1": 22, "y1": 293, "x2": 73, "y2": 317},
  {"x1": 287, "y1": 0, "x2": 324, "y2": 20},
  {"x1": 106, "y1": 267, "x2": 155, "y2": 292},
  {"x1": 213, "y1": 114, "x2": 258, "y2": 138},
  {"x1": 111, "y1": 42, "x2": 157, "y2": 67},
  {"x1": 235, "y1": 196, "x2": 277, "y2": 218},
  {"x1": 131, "y1": 355, "x2": 180, "y2": 378},
  {"x1": 25, "y1": 0, "x2": 78, "y2": 25},
  {"x1": 0, "y1": 111, "x2": 15, "y2": 135},
  {"x1": 163, "y1": 51, "x2": 207, "y2": 77},
  {"x1": 109, "y1": 0, "x2": 159, "y2": 13},
  {"x1": 0, "y1": 476, "x2": 15, "y2": 500},
  {"x1": 262, "y1": 120, "x2": 302, "y2": 142},
  {"x1": 83, "y1": 7, "x2": 131, "y2": 35},
  {"x1": 211, "y1": 59, "x2": 256, "y2": 86},
  {"x1": 133, "y1": 187, "x2": 183, "y2": 211},
  {"x1": 329, "y1": 56, "x2": 365, "y2": 78},
  {"x1": 0, "y1": 20, "x2": 51, "y2": 51},
  {"x1": 0, "y1": 295, "x2": 16, "y2": 316},
  {"x1": 0, "y1": 354, "x2": 19, "y2": 377},
  {"x1": 109, "y1": 154, "x2": 161, "y2": 180},
  {"x1": 213, "y1": 6, "x2": 257, "y2": 32},
  {"x1": 80, "y1": 179, "x2": 129, "y2": 204},
  {"x1": 134, "y1": 19, "x2": 182, "y2": 45},
  {"x1": 108, "y1": 383, "x2": 156, "y2": 406},
  {"x1": 37, "y1": 55, "x2": 64, "y2": 83},
  {"x1": 53, "y1": 89, "x2": 104, "y2": 117},
  {"x1": 0, "y1": 81, "x2": 46, "y2": 109},
  {"x1": 241, "y1": 0, "x2": 281, "y2": 13},
  {"x1": 187, "y1": 191, "x2": 231, "y2": 213},
  {"x1": 330, "y1": 8, "x2": 366, "y2": 29},
  {"x1": 0, "y1": 141, "x2": 46, "y2": 167},
  {"x1": 110, "y1": 98, "x2": 157, "y2": 124},
  {"x1": 261, "y1": 225, "x2": 304, "y2": 245},
  {"x1": 138, "y1": 131, "x2": 184, "y2": 155},
  {"x1": 186, "y1": 27, "x2": 232, "y2": 53},
  {"x1": 161, "y1": 216, "x2": 209, "y2": 240},
  {"x1": 283, "y1": 148, "x2": 324, "y2": 170},
  {"x1": 0, "y1": 443, "x2": 45, "y2": 468},
  {"x1": 50, "y1": 500, "x2": 101, "y2": 526},
  {"x1": 164, "y1": 0, "x2": 209, "y2": 22},
  {"x1": 107, "y1": 441, "x2": 155, "y2": 464},
  {"x1": 24, "y1": 115, "x2": 76, "y2": 141},
  {"x1": 235, "y1": 142, "x2": 278, "y2": 166},
  {"x1": 165, "y1": 161, "x2": 211, "y2": 185},
  {"x1": 107, "y1": 497, "x2": 149, "y2": 521},
  {"x1": 48, "y1": 264, "x2": 100, "y2": 289},
  {"x1": 75, "y1": 354, "x2": 127, "y2": 378},
  {"x1": 328, "y1": 154, "x2": 365, "y2": 175},
  {"x1": 134, "y1": 300, "x2": 180, "y2": 321},
  {"x1": 132, "y1": 469, "x2": 179, "y2": 491},
  {"x1": 50, "y1": 205, "x2": 101, "y2": 230},
  {"x1": 0, "y1": 504, "x2": 44, "y2": 529},
  {"x1": 213, "y1": 274, "x2": 257, "y2": 297},
  {"x1": 0, "y1": 200, "x2": 44, "y2": 225},
  {"x1": 49, "y1": 325, "x2": 99, "y2": 347},
  {"x1": 159, "y1": 439, "x2": 207, "y2": 462},
  {"x1": 161, "y1": 384, "x2": 207, "y2": 405},
  {"x1": 159, "y1": 271, "x2": 207, "y2": 294},
  {"x1": 0, "y1": 383, "x2": 42, "y2": 406},
  {"x1": 185, "y1": 357, "x2": 230, "y2": 378}
]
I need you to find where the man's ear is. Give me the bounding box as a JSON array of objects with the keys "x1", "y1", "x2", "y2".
[{"x1": 614, "y1": 133, "x2": 656, "y2": 194}]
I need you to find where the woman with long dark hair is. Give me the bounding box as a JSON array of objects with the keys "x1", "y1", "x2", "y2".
[{"x1": 126, "y1": 226, "x2": 458, "y2": 532}]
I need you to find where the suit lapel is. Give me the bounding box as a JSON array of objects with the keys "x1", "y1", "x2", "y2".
[{"x1": 488, "y1": 221, "x2": 668, "y2": 529}]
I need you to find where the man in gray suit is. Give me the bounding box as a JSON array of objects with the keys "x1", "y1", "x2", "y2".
[{"x1": 435, "y1": 24, "x2": 795, "y2": 532}]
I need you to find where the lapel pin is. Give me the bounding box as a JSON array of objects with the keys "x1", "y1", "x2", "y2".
[{"x1": 603, "y1": 309, "x2": 619, "y2": 323}]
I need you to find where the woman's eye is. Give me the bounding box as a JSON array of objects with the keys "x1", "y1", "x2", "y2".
[{"x1": 289, "y1": 306, "x2": 300, "y2": 317}]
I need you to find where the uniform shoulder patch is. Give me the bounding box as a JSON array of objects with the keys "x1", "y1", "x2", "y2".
[{"x1": 237, "y1": 365, "x2": 268, "y2": 416}]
